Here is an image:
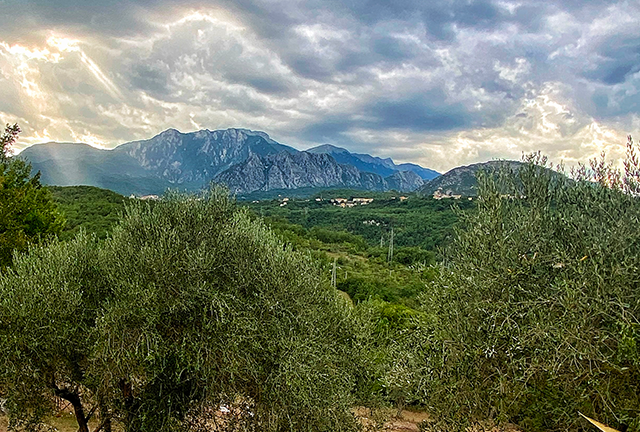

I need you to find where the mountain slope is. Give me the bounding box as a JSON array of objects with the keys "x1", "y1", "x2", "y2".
[
  {"x1": 114, "y1": 128, "x2": 298, "y2": 184},
  {"x1": 418, "y1": 160, "x2": 524, "y2": 196},
  {"x1": 307, "y1": 144, "x2": 439, "y2": 180},
  {"x1": 20, "y1": 143, "x2": 170, "y2": 195},
  {"x1": 215, "y1": 151, "x2": 388, "y2": 193},
  {"x1": 385, "y1": 170, "x2": 425, "y2": 192},
  {"x1": 22, "y1": 128, "x2": 299, "y2": 195},
  {"x1": 395, "y1": 163, "x2": 439, "y2": 181},
  {"x1": 21, "y1": 128, "x2": 438, "y2": 195}
]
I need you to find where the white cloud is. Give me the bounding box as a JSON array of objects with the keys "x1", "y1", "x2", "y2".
[{"x1": 0, "y1": 0, "x2": 639, "y2": 172}]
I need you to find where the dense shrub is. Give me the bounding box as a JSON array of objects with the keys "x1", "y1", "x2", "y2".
[
  {"x1": 393, "y1": 247, "x2": 435, "y2": 266},
  {"x1": 0, "y1": 124, "x2": 64, "y2": 267},
  {"x1": 310, "y1": 226, "x2": 369, "y2": 251},
  {"x1": 354, "y1": 300, "x2": 433, "y2": 416},
  {"x1": 49, "y1": 185, "x2": 128, "y2": 240},
  {"x1": 0, "y1": 186, "x2": 365, "y2": 432},
  {"x1": 338, "y1": 277, "x2": 397, "y2": 303},
  {"x1": 418, "y1": 148, "x2": 640, "y2": 431}
]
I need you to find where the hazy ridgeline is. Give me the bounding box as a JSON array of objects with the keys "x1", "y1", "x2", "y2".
[{"x1": 1, "y1": 148, "x2": 639, "y2": 431}]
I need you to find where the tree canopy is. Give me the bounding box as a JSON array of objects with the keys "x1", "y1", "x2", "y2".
[
  {"x1": 0, "y1": 186, "x2": 366, "y2": 432},
  {"x1": 0, "y1": 123, "x2": 64, "y2": 267},
  {"x1": 417, "y1": 149, "x2": 640, "y2": 431}
]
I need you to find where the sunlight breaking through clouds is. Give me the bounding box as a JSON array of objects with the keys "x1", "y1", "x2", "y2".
[{"x1": 0, "y1": 1, "x2": 638, "y2": 169}]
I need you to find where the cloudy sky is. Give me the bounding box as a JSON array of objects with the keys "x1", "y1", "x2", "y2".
[{"x1": 1, "y1": 0, "x2": 639, "y2": 171}]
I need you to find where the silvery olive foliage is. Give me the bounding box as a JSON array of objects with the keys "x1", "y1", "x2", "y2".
[
  {"x1": 0, "y1": 186, "x2": 365, "y2": 432},
  {"x1": 418, "y1": 142, "x2": 640, "y2": 431}
]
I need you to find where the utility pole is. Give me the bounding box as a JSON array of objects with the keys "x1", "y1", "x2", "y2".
[
  {"x1": 331, "y1": 257, "x2": 337, "y2": 288},
  {"x1": 387, "y1": 227, "x2": 394, "y2": 264}
]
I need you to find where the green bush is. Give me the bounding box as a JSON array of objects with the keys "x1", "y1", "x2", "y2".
[
  {"x1": 354, "y1": 300, "x2": 433, "y2": 414},
  {"x1": 0, "y1": 186, "x2": 365, "y2": 432},
  {"x1": 393, "y1": 247, "x2": 434, "y2": 266},
  {"x1": 49, "y1": 185, "x2": 128, "y2": 240},
  {"x1": 418, "y1": 150, "x2": 640, "y2": 431},
  {"x1": 0, "y1": 124, "x2": 64, "y2": 267},
  {"x1": 310, "y1": 227, "x2": 369, "y2": 251}
]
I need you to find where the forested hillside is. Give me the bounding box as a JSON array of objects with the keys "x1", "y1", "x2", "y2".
[
  {"x1": 48, "y1": 185, "x2": 465, "y2": 310},
  {"x1": 247, "y1": 191, "x2": 474, "y2": 251},
  {"x1": 49, "y1": 186, "x2": 131, "y2": 240}
]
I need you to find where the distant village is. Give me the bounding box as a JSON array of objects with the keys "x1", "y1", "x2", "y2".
[
  {"x1": 432, "y1": 190, "x2": 462, "y2": 200},
  {"x1": 276, "y1": 196, "x2": 410, "y2": 207},
  {"x1": 134, "y1": 191, "x2": 472, "y2": 204}
]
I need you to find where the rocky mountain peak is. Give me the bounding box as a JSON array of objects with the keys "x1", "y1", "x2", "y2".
[
  {"x1": 307, "y1": 144, "x2": 350, "y2": 154},
  {"x1": 215, "y1": 151, "x2": 388, "y2": 194},
  {"x1": 22, "y1": 127, "x2": 440, "y2": 196}
]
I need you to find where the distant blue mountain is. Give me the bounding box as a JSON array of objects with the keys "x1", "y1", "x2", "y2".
[
  {"x1": 21, "y1": 128, "x2": 439, "y2": 195},
  {"x1": 307, "y1": 144, "x2": 439, "y2": 180},
  {"x1": 396, "y1": 163, "x2": 440, "y2": 180}
]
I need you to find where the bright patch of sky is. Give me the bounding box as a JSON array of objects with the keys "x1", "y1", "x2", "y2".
[{"x1": 0, "y1": 0, "x2": 639, "y2": 171}]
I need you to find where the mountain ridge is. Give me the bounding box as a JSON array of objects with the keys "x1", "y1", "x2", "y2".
[
  {"x1": 307, "y1": 143, "x2": 439, "y2": 180},
  {"x1": 21, "y1": 128, "x2": 437, "y2": 195},
  {"x1": 418, "y1": 160, "x2": 524, "y2": 197}
]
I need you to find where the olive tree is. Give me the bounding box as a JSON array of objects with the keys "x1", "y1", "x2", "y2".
[
  {"x1": 0, "y1": 234, "x2": 104, "y2": 432},
  {"x1": 418, "y1": 145, "x2": 640, "y2": 431},
  {"x1": 0, "y1": 186, "x2": 365, "y2": 432}
]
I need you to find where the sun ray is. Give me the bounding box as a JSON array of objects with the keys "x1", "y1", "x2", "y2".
[
  {"x1": 47, "y1": 35, "x2": 123, "y2": 100},
  {"x1": 78, "y1": 52, "x2": 123, "y2": 100}
]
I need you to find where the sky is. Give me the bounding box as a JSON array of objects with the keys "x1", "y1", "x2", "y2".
[{"x1": 1, "y1": 0, "x2": 639, "y2": 172}]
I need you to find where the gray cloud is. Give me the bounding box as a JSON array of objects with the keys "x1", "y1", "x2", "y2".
[
  {"x1": 363, "y1": 94, "x2": 471, "y2": 131},
  {"x1": 0, "y1": 0, "x2": 639, "y2": 171},
  {"x1": 582, "y1": 36, "x2": 640, "y2": 85}
]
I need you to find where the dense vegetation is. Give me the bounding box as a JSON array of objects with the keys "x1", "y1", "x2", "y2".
[
  {"x1": 2, "y1": 140, "x2": 640, "y2": 432},
  {"x1": 247, "y1": 190, "x2": 474, "y2": 252},
  {"x1": 414, "y1": 152, "x2": 640, "y2": 431},
  {"x1": 46, "y1": 186, "x2": 462, "y2": 310},
  {"x1": 0, "y1": 124, "x2": 64, "y2": 267},
  {"x1": 49, "y1": 185, "x2": 130, "y2": 240},
  {"x1": 0, "y1": 186, "x2": 366, "y2": 432}
]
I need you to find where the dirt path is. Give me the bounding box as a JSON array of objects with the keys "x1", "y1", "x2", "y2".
[
  {"x1": 356, "y1": 407, "x2": 431, "y2": 431},
  {"x1": 1, "y1": 410, "x2": 519, "y2": 432}
]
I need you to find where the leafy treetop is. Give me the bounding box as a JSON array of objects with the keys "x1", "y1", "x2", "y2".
[{"x1": 0, "y1": 123, "x2": 64, "y2": 267}]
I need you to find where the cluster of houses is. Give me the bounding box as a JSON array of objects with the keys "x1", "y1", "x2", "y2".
[
  {"x1": 129, "y1": 194, "x2": 160, "y2": 200},
  {"x1": 363, "y1": 219, "x2": 382, "y2": 226},
  {"x1": 432, "y1": 190, "x2": 462, "y2": 200},
  {"x1": 329, "y1": 197, "x2": 374, "y2": 208},
  {"x1": 275, "y1": 196, "x2": 412, "y2": 208}
]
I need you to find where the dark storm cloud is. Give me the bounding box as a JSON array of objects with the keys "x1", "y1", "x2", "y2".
[
  {"x1": 128, "y1": 63, "x2": 171, "y2": 96},
  {"x1": 371, "y1": 35, "x2": 417, "y2": 61},
  {"x1": 363, "y1": 95, "x2": 470, "y2": 131},
  {"x1": 1, "y1": 0, "x2": 169, "y2": 41},
  {"x1": 582, "y1": 36, "x2": 640, "y2": 85},
  {"x1": 300, "y1": 91, "x2": 471, "y2": 145},
  {"x1": 300, "y1": 117, "x2": 353, "y2": 143},
  {"x1": 312, "y1": 0, "x2": 506, "y2": 39}
]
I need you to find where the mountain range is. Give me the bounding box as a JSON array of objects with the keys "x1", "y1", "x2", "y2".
[{"x1": 21, "y1": 128, "x2": 440, "y2": 196}]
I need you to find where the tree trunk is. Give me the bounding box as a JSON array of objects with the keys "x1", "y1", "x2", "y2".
[
  {"x1": 119, "y1": 379, "x2": 135, "y2": 428},
  {"x1": 102, "y1": 416, "x2": 112, "y2": 432},
  {"x1": 54, "y1": 387, "x2": 90, "y2": 432}
]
